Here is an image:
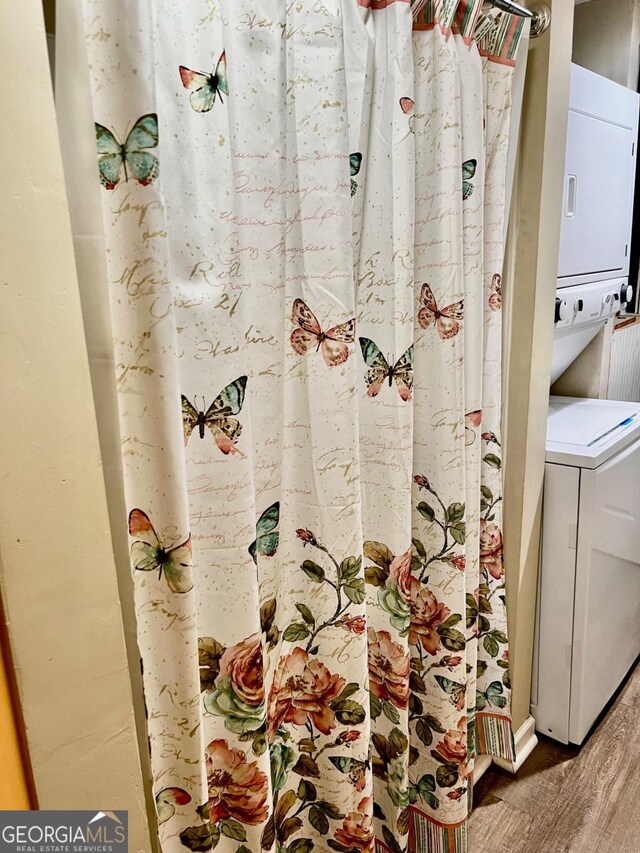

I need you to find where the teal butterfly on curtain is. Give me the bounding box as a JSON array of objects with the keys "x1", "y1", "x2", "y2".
[
  {"x1": 359, "y1": 338, "x2": 414, "y2": 402},
  {"x1": 95, "y1": 114, "x2": 159, "y2": 190},
  {"x1": 350, "y1": 152, "x2": 362, "y2": 196},
  {"x1": 248, "y1": 502, "x2": 280, "y2": 564},
  {"x1": 462, "y1": 158, "x2": 477, "y2": 200},
  {"x1": 179, "y1": 50, "x2": 229, "y2": 112},
  {"x1": 181, "y1": 376, "x2": 247, "y2": 456}
]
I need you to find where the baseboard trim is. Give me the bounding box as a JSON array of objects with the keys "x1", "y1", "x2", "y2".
[
  {"x1": 493, "y1": 714, "x2": 538, "y2": 774},
  {"x1": 473, "y1": 715, "x2": 538, "y2": 783}
]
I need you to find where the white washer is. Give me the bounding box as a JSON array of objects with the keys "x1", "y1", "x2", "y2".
[{"x1": 532, "y1": 396, "x2": 640, "y2": 744}]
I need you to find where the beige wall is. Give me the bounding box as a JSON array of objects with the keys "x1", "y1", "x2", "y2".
[
  {"x1": 573, "y1": 0, "x2": 640, "y2": 89},
  {"x1": 0, "y1": 2, "x2": 150, "y2": 848},
  {"x1": 503, "y1": 0, "x2": 575, "y2": 732}
]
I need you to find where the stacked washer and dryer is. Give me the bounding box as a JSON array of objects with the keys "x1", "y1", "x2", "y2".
[{"x1": 532, "y1": 65, "x2": 640, "y2": 745}]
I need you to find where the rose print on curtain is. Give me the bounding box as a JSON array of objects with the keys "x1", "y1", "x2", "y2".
[{"x1": 65, "y1": 0, "x2": 526, "y2": 850}]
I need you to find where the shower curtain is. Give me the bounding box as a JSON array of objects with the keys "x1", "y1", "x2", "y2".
[{"x1": 61, "y1": 0, "x2": 526, "y2": 850}]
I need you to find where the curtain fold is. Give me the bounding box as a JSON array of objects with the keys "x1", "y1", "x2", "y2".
[{"x1": 58, "y1": 1, "x2": 525, "y2": 850}]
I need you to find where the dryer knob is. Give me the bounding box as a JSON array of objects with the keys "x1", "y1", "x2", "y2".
[
  {"x1": 621, "y1": 284, "x2": 634, "y2": 304},
  {"x1": 555, "y1": 298, "x2": 571, "y2": 323}
]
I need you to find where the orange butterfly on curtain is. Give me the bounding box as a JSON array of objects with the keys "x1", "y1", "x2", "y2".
[
  {"x1": 290, "y1": 298, "x2": 356, "y2": 367},
  {"x1": 489, "y1": 273, "x2": 502, "y2": 312},
  {"x1": 418, "y1": 283, "x2": 464, "y2": 340}
]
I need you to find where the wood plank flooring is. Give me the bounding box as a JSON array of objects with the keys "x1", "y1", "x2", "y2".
[{"x1": 469, "y1": 662, "x2": 640, "y2": 853}]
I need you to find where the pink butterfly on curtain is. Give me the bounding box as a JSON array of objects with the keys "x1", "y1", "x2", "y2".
[
  {"x1": 418, "y1": 284, "x2": 464, "y2": 339},
  {"x1": 179, "y1": 50, "x2": 228, "y2": 113},
  {"x1": 128, "y1": 509, "x2": 192, "y2": 594},
  {"x1": 489, "y1": 273, "x2": 502, "y2": 312},
  {"x1": 290, "y1": 299, "x2": 356, "y2": 367}
]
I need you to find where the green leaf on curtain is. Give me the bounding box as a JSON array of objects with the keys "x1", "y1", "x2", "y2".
[
  {"x1": 478, "y1": 615, "x2": 491, "y2": 634},
  {"x1": 417, "y1": 502, "x2": 436, "y2": 522},
  {"x1": 301, "y1": 560, "x2": 325, "y2": 582},
  {"x1": 331, "y1": 699, "x2": 366, "y2": 725},
  {"x1": 409, "y1": 671, "x2": 426, "y2": 694},
  {"x1": 436, "y1": 764, "x2": 459, "y2": 789},
  {"x1": 275, "y1": 790, "x2": 298, "y2": 828},
  {"x1": 283, "y1": 623, "x2": 310, "y2": 641},
  {"x1": 363, "y1": 541, "x2": 393, "y2": 568},
  {"x1": 198, "y1": 637, "x2": 224, "y2": 692},
  {"x1": 415, "y1": 718, "x2": 433, "y2": 747},
  {"x1": 450, "y1": 522, "x2": 466, "y2": 545},
  {"x1": 260, "y1": 599, "x2": 277, "y2": 633},
  {"x1": 220, "y1": 820, "x2": 246, "y2": 842},
  {"x1": 280, "y1": 818, "x2": 303, "y2": 843},
  {"x1": 397, "y1": 806, "x2": 410, "y2": 835},
  {"x1": 370, "y1": 693, "x2": 382, "y2": 719},
  {"x1": 179, "y1": 823, "x2": 219, "y2": 851},
  {"x1": 446, "y1": 502, "x2": 465, "y2": 523},
  {"x1": 481, "y1": 485, "x2": 493, "y2": 501},
  {"x1": 477, "y1": 659, "x2": 488, "y2": 678},
  {"x1": 236, "y1": 847, "x2": 252, "y2": 853},
  {"x1": 293, "y1": 755, "x2": 321, "y2": 778},
  {"x1": 297, "y1": 739, "x2": 316, "y2": 754},
  {"x1": 484, "y1": 453, "x2": 502, "y2": 470},
  {"x1": 382, "y1": 700, "x2": 400, "y2": 724},
  {"x1": 339, "y1": 556, "x2": 362, "y2": 580},
  {"x1": 309, "y1": 806, "x2": 329, "y2": 835},
  {"x1": 364, "y1": 565, "x2": 388, "y2": 587},
  {"x1": 437, "y1": 627, "x2": 466, "y2": 652},
  {"x1": 260, "y1": 817, "x2": 275, "y2": 851},
  {"x1": 483, "y1": 634, "x2": 500, "y2": 657},
  {"x1": 412, "y1": 537, "x2": 426, "y2": 558},
  {"x1": 440, "y1": 614, "x2": 462, "y2": 629},
  {"x1": 297, "y1": 779, "x2": 317, "y2": 802},
  {"x1": 409, "y1": 693, "x2": 424, "y2": 717},
  {"x1": 287, "y1": 839, "x2": 315, "y2": 853},
  {"x1": 382, "y1": 825, "x2": 404, "y2": 853},
  {"x1": 388, "y1": 727, "x2": 408, "y2": 754},
  {"x1": 336, "y1": 682, "x2": 360, "y2": 702},
  {"x1": 295, "y1": 603, "x2": 315, "y2": 625},
  {"x1": 316, "y1": 801, "x2": 345, "y2": 819},
  {"x1": 343, "y1": 579, "x2": 366, "y2": 604}
]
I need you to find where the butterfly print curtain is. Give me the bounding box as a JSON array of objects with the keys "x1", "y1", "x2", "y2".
[{"x1": 65, "y1": 0, "x2": 526, "y2": 850}]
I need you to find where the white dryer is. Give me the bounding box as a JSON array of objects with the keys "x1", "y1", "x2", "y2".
[{"x1": 532, "y1": 396, "x2": 640, "y2": 744}]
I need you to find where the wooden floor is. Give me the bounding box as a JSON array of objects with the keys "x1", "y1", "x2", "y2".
[{"x1": 469, "y1": 662, "x2": 640, "y2": 853}]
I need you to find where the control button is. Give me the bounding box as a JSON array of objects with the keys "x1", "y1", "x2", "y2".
[
  {"x1": 576, "y1": 299, "x2": 584, "y2": 312},
  {"x1": 555, "y1": 298, "x2": 571, "y2": 323},
  {"x1": 621, "y1": 284, "x2": 634, "y2": 304}
]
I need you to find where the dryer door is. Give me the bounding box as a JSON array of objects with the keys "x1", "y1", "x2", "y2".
[
  {"x1": 558, "y1": 109, "x2": 636, "y2": 281},
  {"x1": 570, "y1": 436, "x2": 640, "y2": 744}
]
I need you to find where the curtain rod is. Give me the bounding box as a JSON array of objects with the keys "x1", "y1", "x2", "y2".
[{"x1": 486, "y1": 0, "x2": 551, "y2": 37}]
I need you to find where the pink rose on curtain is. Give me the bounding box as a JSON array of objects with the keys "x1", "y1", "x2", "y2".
[
  {"x1": 218, "y1": 633, "x2": 264, "y2": 706},
  {"x1": 343, "y1": 615, "x2": 367, "y2": 635},
  {"x1": 334, "y1": 796, "x2": 374, "y2": 853},
  {"x1": 388, "y1": 548, "x2": 417, "y2": 602},
  {"x1": 367, "y1": 628, "x2": 410, "y2": 709},
  {"x1": 435, "y1": 718, "x2": 469, "y2": 780},
  {"x1": 480, "y1": 518, "x2": 504, "y2": 580},
  {"x1": 268, "y1": 647, "x2": 346, "y2": 738},
  {"x1": 409, "y1": 587, "x2": 450, "y2": 655},
  {"x1": 205, "y1": 739, "x2": 269, "y2": 826}
]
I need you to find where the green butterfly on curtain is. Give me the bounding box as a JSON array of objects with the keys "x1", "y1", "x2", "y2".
[
  {"x1": 248, "y1": 502, "x2": 280, "y2": 564},
  {"x1": 179, "y1": 50, "x2": 229, "y2": 112},
  {"x1": 181, "y1": 376, "x2": 247, "y2": 456},
  {"x1": 128, "y1": 509, "x2": 192, "y2": 594},
  {"x1": 359, "y1": 337, "x2": 414, "y2": 402},
  {"x1": 329, "y1": 756, "x2": 370, "y2": 791},
  {"x1": 350, "y1": 152, "x2": 363, "y2": 196},
  {"x1": 435, "y1": 675, "x2": 466, "y2": 711},
  {"x1": 95, "y1": 114, "x2": 159, "y2": 190},
  {"x1": 462, "y1": 158, "x2": 477, "y2": 200}
]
